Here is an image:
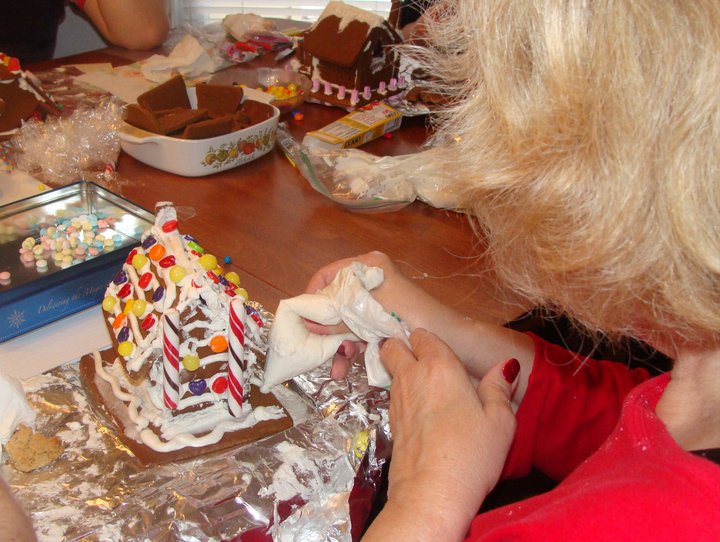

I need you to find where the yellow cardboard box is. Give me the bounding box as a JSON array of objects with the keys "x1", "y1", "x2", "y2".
[{"x1": 302, "y1": 102, "x2": 402, "y2": 150}]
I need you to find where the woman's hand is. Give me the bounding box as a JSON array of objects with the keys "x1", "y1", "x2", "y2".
[
  {"x1": 363, "y1": 329, "x2": 519, "y2": 541},
  {"x1": 304, "y1": 251, "x2": 457, "y2": 379}
]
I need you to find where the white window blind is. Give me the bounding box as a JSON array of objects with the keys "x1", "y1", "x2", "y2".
[{"x1": 172, "y1": 1, "x2": 394, "y2": 27}]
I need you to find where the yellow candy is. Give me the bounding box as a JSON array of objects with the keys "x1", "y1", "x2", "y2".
[
  {"x1": 352, "y1": 430, "x2": 369, "y2": 460},
  {"x1": 235, "y1": 287, "x2": 249, "y2": 300},
  {"x1": 214, "y1": 266, "x2": 224, "y2": 276},
  {"x1": 169, "y1": 265, "x2": 186, "y2": 283},
  {"x1": 123, "y1": 300, "x2": 135, "y2": 315},
  {"x1": 118, "y1": 341, "x2": 134, "y2": 357},
  {"x1": 182, "y1": 354, "x2": 200, "y2": 371},
  {"x1": 198, "y1": 253, "x2": 217, "y2": 270},
  {"x1": 225, "y1": 271, "x2": 240, "y2": 286},
  {"x1": 102, "y1": 296, "x2": 117, "y2": 312},
  {"x1": 132, "y1": 253, "x2": 148, "y2": 270},
  {"x1": 131, "y1": 299, "x2": 147, "y2": 316},
  {"x1": 287, "y1": 82, "x2": 298, "y2": 93}
]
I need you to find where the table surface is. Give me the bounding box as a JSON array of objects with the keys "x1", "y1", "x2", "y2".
[{"x1": 27, "y1": 47, "x2": 528, "y2": 332}]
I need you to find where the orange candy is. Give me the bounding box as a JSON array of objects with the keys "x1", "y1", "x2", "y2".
[
  {"x1": 112, "y1": 313, "x2": 127, "y2": 329},
  {"x1": 148, "y1": 244, "x2": 166, "y2": 261},
  {"x1": 209, "y1": 335, "x2": 228, "y2": 353}
]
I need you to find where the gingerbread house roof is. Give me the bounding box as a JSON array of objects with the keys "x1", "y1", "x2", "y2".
[{"x1": 302, "y1": 1, "x2": 402, "y2": 68}]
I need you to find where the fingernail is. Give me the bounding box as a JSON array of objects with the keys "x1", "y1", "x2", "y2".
[
  {"x1": 337, "y1": 344, "x2": 346, "y2": 356},
  {"x1": 502, "y1": 358, "x2": 520, "y2": 384}
]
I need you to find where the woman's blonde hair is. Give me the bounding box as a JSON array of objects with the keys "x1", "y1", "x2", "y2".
[{"x1": 409, "y1": 1, "x2": 720, "y2": 347}]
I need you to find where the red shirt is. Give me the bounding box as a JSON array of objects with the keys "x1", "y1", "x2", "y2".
[{"x1": 465, "y1": 334, "x2": 720, "y2": 541}]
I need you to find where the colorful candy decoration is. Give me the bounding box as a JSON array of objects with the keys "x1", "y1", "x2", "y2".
[
  {"x1": 188, "y1": 379, "x2": 207, "y2": 395},
  {"x1": 162, "y1": 310, "x2": 181, "y2": 410},
  {"x1": 169, "y1": 265, "x2": 186, "y2": 283},
  {"x1": 131, "y1": 253, "x2": 148, "y2": 270},
  {"x1": 227, "y1": 298, "x2": 246, "y2": 416},
  {"x1": 198, "y1": 253, "x2": 217, "y2": 270},
  {"x1": 118, "y1": 341, "x2": 134, "y2": 357},
  {"x1": 131, "y1": 299, "x2": 147, "y2": 317},
  {"x1": 148, "y1": 244, "x2": 166, "y2": 260},
  {"x1": 212, "y1": 376, "x2": 228, "y2": 394},
  {"x1": 209, "y1": 335, "x2": 228, "y2": 353},
  {"x1": 182, "y1": 354, "x2": 200, "y2": 371},
  {"x1": 102, "y1": 296, "x2": 117, "y2": 312},
  {"x1": 141, "y1": 313, "x2": 156, "y2": 331},
  {"x1": 138, "y1": 272, "x2": 153, "y2": 289}
]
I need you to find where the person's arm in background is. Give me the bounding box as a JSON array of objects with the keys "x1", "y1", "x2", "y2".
[
  {"x1": 80, "y1": 0, "x2": 170, "y2": 51},
  {"x1": 0, "y1": 477, "x2": 36, "y2": 542}
]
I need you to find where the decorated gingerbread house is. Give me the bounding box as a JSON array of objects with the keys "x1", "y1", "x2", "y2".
[
  {"x1": 295, "y1": 0, "x2": 405, "y2": 109},
  {"x1": 0, "y1": 53, "x2": 60, "y2": 133},
  {"x1": 81, "y1": 202, "x2": 293, "y2": 463}
]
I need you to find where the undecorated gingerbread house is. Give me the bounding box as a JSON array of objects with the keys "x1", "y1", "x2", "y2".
[{"x1": 295, "y1": 0, "x2": 405, "y2": 109}]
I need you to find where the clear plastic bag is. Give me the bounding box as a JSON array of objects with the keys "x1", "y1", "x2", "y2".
[
  {"x1": 12, "y1": 98, "x2": 123, "y2": 185},
  {"x1": 277, "y1": 123, "x2": 463, "y2": 212}
]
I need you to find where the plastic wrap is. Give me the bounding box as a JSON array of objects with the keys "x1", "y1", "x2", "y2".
[
  {"x1": 4, "y1": 305, "x2": 391, "y2": 542},
  {"x1": 11, "y1": 99, "x2": 123, "y2": 186},
  {"x1": 277, "y1": 124, "x2": 463, "y2": 212}
]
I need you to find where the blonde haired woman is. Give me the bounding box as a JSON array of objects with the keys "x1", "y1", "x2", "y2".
[{"x1": 304, "y1": 1, "x2": 720, "y2": 539}]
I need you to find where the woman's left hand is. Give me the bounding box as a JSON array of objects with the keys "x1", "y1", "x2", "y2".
[{"x1": 364, "y1": 329, "x2": 519, "y2": 541}]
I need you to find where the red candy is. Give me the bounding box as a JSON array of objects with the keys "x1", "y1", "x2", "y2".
[
  {"x1": 125, "y1": 248, "x2": 138, "y2": 264},
  {"x1": 138, "y1": 272, "x2": 153, "y2": 289},
  {"x1": 140, "y1": 314, "x2": 156, "y2": 331},
  {"x1": 118, "y1": 283, "x2": 132, "y2": 298},
  {"x1": 212, "y1": 376, "x2": 228, "y2": 394},
  {"x1": 161, "y1": 220, "x2": 178, "y2": 233},
  {"x1": 225, "y1": 287, "x2": 237, "y2": 297},
  {"x1": 159, "y1": 255, "x2": 176, "y2": 268},
  {"x1": 250, "y1": 312, "x2": 264, "y2": 328},
  {"x1": 206, "y1": 271, "x2": 219, "y2": 284}
]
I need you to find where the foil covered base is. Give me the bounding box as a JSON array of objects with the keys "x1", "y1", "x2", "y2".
[{"x1": 4, "y1": 356, "x2": 390, "y2": 541}]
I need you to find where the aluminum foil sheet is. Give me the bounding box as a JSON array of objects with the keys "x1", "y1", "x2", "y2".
[{"x1": 4, "y1": 308, "x2": 391, "y2": 542}]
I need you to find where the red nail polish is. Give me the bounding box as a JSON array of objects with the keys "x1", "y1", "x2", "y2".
[{"x1": 502, "y1": 358, "x2": 520, "y2": 383}]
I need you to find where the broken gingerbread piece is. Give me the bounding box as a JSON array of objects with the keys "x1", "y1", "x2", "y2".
[
  {"x1": 137, "y1": 74, "x2": 191, "y2": 112},
  {"x1": 158, "y1": 107, "x2": 209, "y2": 135},
  {"x1": 195, "y1": 83, "x2": 244, "y2": 118},
  {"x1": 181, "y1": 114, "x2": 235, "y2": 139}
]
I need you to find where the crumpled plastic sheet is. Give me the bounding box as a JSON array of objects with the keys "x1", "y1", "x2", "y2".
[
  {"x1": 11, "y1": 98, "x2": 123, "y2": 186},
  {"x1": 5, "y1": 306, "x2": 391, "y2": 542},
  {"x1": 277, "y1": 123, "x2": 464, "y2": 212}
]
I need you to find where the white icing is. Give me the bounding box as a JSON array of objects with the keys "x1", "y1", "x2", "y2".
[
  {"x1": 317, "y1": 0, "x2": 383, "y2": 32},
  {"x1": 93, "y1": 352, "x2": 284, "y2": 452}
]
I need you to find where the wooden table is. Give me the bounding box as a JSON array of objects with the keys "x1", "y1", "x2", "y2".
[{"x1": 30, "y1": 47, "x2": 528, "y2": 326}]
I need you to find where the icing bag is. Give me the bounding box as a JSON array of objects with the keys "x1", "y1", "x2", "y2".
[{"x1": 261, "y1": 263, "x2": 410, "y2": 392}]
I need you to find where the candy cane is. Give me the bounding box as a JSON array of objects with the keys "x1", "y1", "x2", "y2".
[
  {"x1": 227, "y1": 298, "x2": 247, "y2": 417},
  {"x1": 162, "y1": 309, "x2": 181, "y2": 410}
]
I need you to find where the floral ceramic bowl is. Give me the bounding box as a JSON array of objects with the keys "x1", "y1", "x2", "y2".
[{"x1": 118, "y1": 87, "x2": 280, "y2": 177}]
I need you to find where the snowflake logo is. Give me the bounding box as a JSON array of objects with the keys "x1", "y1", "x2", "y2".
[{"x1": 8, "y1": 310, "x2": 25, "y2": 329}]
